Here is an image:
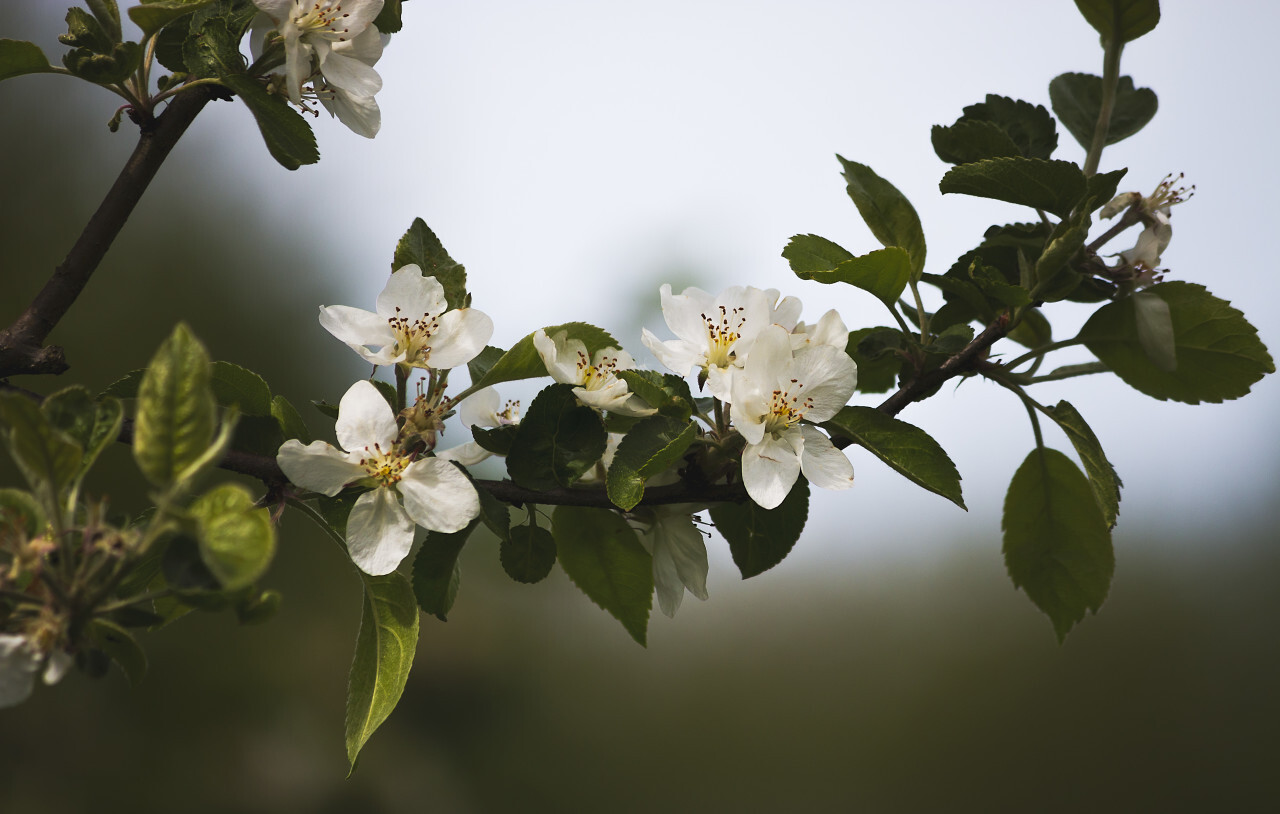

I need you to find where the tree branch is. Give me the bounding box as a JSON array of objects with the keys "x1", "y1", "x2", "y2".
[{"x1": 0, "y1": 85, "x2": 225, "y2": 378}]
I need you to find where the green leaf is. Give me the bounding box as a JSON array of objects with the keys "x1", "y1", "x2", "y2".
[
  {"x1": 189, "y1": 483, "x2": 276, "y2": 591},
  {"x1": 837, "y1": 156, "x2": 927, "y2": 279},
  {"x1": 552, "y1": 506, "x2": 652, "y2": 646},
  {"x1": 180, "y1": 0, "x2": 257, "y2": 77},
  {"x1": 0, "y1": 488, "x2": 46, "y2": 538},
  {"x1": 42, "y1": 387, "x2": 122, "y2": 488},
  {"x1": 62, "y1": 41, "x2": 142, "y2": 85},
  {"x1": 87, "y1": 618, "x2": 147, "y2": 686},
  {"x1": 1050, "y1": 73, "x2": 1158, "y2": 150},
  {"x1": 466, "y1": 345, "x2": 505, "y2": 386},
  {"x1": 220, "y1": 73, "x2": 319, "y2": 171},
  {"x1": 59, "y1": 7, "x2": 114, "y2": 53},
  {"x1": 1132, "y1": 289, "x2": 1177, "y2": 372},
  {"x1": 128, "y1": 0, "x2": 214, "y2": 37},
  {"x1": 392, "y1": 218, "x2": 467, "y2": 310},
  {"x1": 411, "y1": 523, "x2": 476, "y2": 621},
  {"x1": 471, "y1": 425, "x2": 517, "y2": 456},
  {"x1": 1034, "y1": 215, "x2": 1089, "y2": 301},
  {"x1": 781, "y1": 233, "x2": 853, "y2": 271},
  {"x1": 931, "y1": 119, "x2": 1023, "y2": 165},
  {"x1": 1079, "y1": 282, "x2": 1275, "y2": 403},
  {"x1": 234, "y1": 590, "x2": 282, "y2": 625},
  {"x1": 101, "y1": 368, "x2": 145, "y2": 399},
  {"x1": 470, "y1": 323, "x2": 620, "y2": 392},
  {"x1": 616, "y1": 370, "x2": 694, "y2": 420},
  {"x1": 346, "y1": 572, "x2": 419, "y2": 773},
  {"x1": 823, "y1": 406, "x2": 966, "y2": 509},
  {"x1": 0, "y1": 39, "x2": 54, "y2": 81},
  {"x1": 86, "y1": 0, "x2": 123, "y2": 42},
  {"x1": 372, "y1": 0, "x2": 404, "y2": 33},
  {"x1": 133, "y1": 323, "x2": 217, "y2": 487},
  {"x1": 1007, "y1": 306, "x2": 1053, "y2": 350},
  {"x1": 709, "y1": 478, "x2": 809, "y2": 579},
  {"x1": 270, "y1": 394, "x2": 311, "y2": 444},
  {"x1": 506, "y1": 385, "x2": 607, "y2": 490},
  {"x1": 845, "y1": 327, "x2": 903, "y2": 393},
  {"x1": 0, "y1": 394, "x2": 82, "y2": 509},
  {"x1": 940, "y1": 157, "x2": 1087, "y2": 218},
  {"x1": 1042, "y1": 401, "x2": 1122, "y2": 528},
  {"x1": 788, "y1": 241, "x2": 912, "y2": 308},
  {"x1": 605, "y1": 415, "x2": 698, "y2": 511},
  {"x1": 210, "y1": 361, "x2": 273, "y2": 416},
  {"x1": 1074, "y1": 0, "x2": 1160, "y2": 44},
  {"x1": 476, "y1": 486, "x2": 511, "y2": 541},
  {"x1": 501, "y1": 524, "x2": 557, "y2": 584},
  {"x1": 1003, "y1": 447, "x2": 1114, "y2": 642}
]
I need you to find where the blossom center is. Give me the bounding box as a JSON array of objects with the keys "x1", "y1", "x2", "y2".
[
  {"x1": 357, "y1": 442, "x2": 410, "y2": 486},
  {"x1": 575, "y1": 349, "x2": 622, "y2": 391},
  {"x1": 292, "y1": 0, "x2": 356, "y2": 42},
  {"x1": 388, "y1": 306, "x2": 442, "y2": 366},
  {"x1": 700, "y1": 305, "x2": 746, "y2": 367},
  {"x1": 762, "y1": 379, "x2": 813, "y2": 435}
]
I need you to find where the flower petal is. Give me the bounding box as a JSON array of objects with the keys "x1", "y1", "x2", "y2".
[
  {"x1": 799, "y1": 425, "x2": 854, "y2": 492},
  {"x1": 335, "y1": 380, "x2": 399, "y2": 452},
  {"x1": 277, "y1": 439, "x2": 366, "y2": 495},
  {"x1": 0, "y1": 634, "x2": 38, "y2": 709},
  {"x1": 788, "y1": 345, "x2": 857, "y2": 423},
  {"x1": 376, "y1": 265, "x2": 447, "y2": 321},
  {"x1": 319, "y1": 50, "x2": 383, "y2": 96},
  {"x1": 641, "y1": 328, "x2": 702, "y2": 377},
  {"x1": 398, "y1": 458, "x2": 481, "y2": 533},
  {"x1": 346, "y1": 487, "x2": 415, "y2": 575},
  {"x1": 435, "y1": 441, "x2": 492, "y2": 467},
  {"x1": 459, "y1": 386, "x2": 502, "y2": 428},
  {"x1": 741, "y1": 429, "x2": 803, "y2": 510},
  {"x1": 319, "y1": 304, "x2": 400, "y2": 365},
  {"x1": 320, "y1": 87, "x2": 381, "y2": 138},
  {"x1": 423, "y1": 308, "x2": 494, "y2": 370}
]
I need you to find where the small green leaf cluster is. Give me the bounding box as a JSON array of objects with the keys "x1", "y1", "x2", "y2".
[{"x1": 0, "y1": 324, "x2": 279, "y2": 705}]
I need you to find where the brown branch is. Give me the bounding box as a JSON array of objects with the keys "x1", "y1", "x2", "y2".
[{"x1": 0, "y1": 85, "x2": 225, "y2": 379}]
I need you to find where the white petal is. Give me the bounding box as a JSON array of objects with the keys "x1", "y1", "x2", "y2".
[
  {"x1": 321, "y1": 88, "x2": 381, "y2": 138},
  {"x1": 0, "y1": 635, "x2": 38, "y2": 709},
  {"x1": 42, "y1": 651, "x2": 72, "y2": 686},
  {"x1": 252, "y1": 0, "x2": 294, "y2": 20},
  {"x1": 789, "y1": 345, "x2": 857, "y2": 423},
  {"x1": 319, "y1": 304, "x2": 399, "y2": 364},
  {"x1": 535, "y1": 330, "x2": 585, "y2": 384},
  {"x1": 335, "y1": 380, "x2": 398, "y2": 452},
  {"x1": 795, "y1": 309, "x2": 849, "y2": 352},
  {"x1": 277, "y1": 439, "x2": 366, "y2": 495},
  {"x1": 331, "y1": 24, "x2": 385, "y2": 66},
  {"x1": 799, "y1": 425, "x2": 855, "y2": 492},
  {"x1": 376, "y1": 265, "x2": 446, "y2": 320},
  {"x1": 742, "y1": 324, "x2": 794, "y2": 385},
  {"x1": 651, "y1": 535, "x2": 685, "y2": 618},
  {"x1": 319, "y1": 50, "x2": 383, "y2": 96},
  {"x1": 705, "y1": 364, "x2": 738, "y2": 402},
  {"x1": 346, "y1": 487, "x2": 415, "y2": 575},
  {"x1": 282, "y1": 31, "x2": 313, "y2": 106},
  {"x1": 654, "y1": 508, "x2": 709, "y2": 603},
  {"x1": 659, "y1": 284, "x2": 717, "y2": 345},
  {"x1": 641, "y1": 328, "x2": 702, "y2": 376},
  {"x1": 424, "y1": 308, "x2": 494, "y2": 370},
  {"x1": 459, "y1": 387, "x2": 501, "y2": 428},
  {"x1": 435, "y1": 441, "x2": 492, "y2": 467},
  {"x1": 398, "y1": 458, "x2": 481, "y2": 533},
  {"x1": 741, "y1": 430, "x2": 803, "y2": 510}
]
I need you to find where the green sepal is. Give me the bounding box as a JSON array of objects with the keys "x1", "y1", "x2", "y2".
[
  {"x1": 506, "y1": 384, "x2": 606, "y2": 490},
  {"x1": 469, "y1": 323, "x2": 620, "y2": 392},
  {"x1": 1042, "y1": 401, "x2": 1122, "y2": 528},
  {"x1": 87, "y1": 618, "x2": 147, "y2": 686},
  {"x1": 552, "y1": 505, "x2": 652, "y2": 646},
  {"x1": 1079, "y1": 282, "x2": 1275, "y2": 403},
  {"x1": 709, "y1": 478, "x2": 809, "y2": 579},
  {"x1": 345, "y1": 571, "x2": 419, "y2": 774},
  {"x1": 411, "y1": 521, "x2": 477, "y2": 621},
  {"x1": 392, "y1": 218, "x2": 467, "y2": 310},
  {"x1": 1003, "y1": 447, "x2": 1114, "y2": 642},
  {"x1": 1073, "y1": 0, "x2": 1160, "y2": 44},
  {"x1": 605, "y1": 415, "x2": 698, "y2": 511},
  {"x1": 837, "y1": 156, "x2": 927, "y2": 280},
  {"x1": 501, "y1": 523, "x2": 557, "y2": 584},
  {"x1": 0, "y1": 39, "x2": 55, "y2": 82},
  {"x1": 132, "y1": 323, "x2": 217, "y2": 487},
  {"x1": 823, "y1": 406, "x2": 966, "y2": 509},
  {"x1": 1051, "y1": 73, "x2": 1157, "y2": 150},
  {"x1": 939, "y1": 157, "x2": 1087, "y2": 219},
  {"x1": 189, "y1": 482, "x2": 276, "y2": 591}
]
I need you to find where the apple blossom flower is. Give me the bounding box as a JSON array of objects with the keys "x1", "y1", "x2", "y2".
[
  {"x1": 252, "y1": 0, "x2": 385, "y2": 109},
  {"x1": 631, "y1": 505, "x2": 709, "y2": 618},
  {"x1": 641, "y1": 284, "x2": 801, "y2": 400},
  {"x1": 1102, "y1": 173, "x2": 1193, "y2": 277},
  {"x1": 277, "y1": 380, "x2": 480, "y2": 575},
  {"x1": 0, "y1": 633, "x2": 70, "y2": 709},
  {"x1": 533, "y1": 330, "x2": 656, "y2": 417},
  {"x1": 319, "y1": 265, "x2": 493, "y2": 371},
  {"x1": 437, "y1": 386, "x2": 521, "y2": 466},
  {"x1": 789, "y1": 309, "x2": 849, "y2": 354},
  {"x1": 729, "y1": 325, "x2": 857, "y2": 510}
]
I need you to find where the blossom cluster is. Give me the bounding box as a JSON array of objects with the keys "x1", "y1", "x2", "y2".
[{"x1": 278, "y1": 270, "x2": 858, "y2": 617}]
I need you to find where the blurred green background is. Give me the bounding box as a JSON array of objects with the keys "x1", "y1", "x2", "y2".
[{"x1": 3, "y1": 2, "x2": 1279, "y2": 812}]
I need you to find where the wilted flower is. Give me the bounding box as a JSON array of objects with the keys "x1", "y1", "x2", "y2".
[{"x1": 277, "y1": 380, "x2": 480, "y2": 575}]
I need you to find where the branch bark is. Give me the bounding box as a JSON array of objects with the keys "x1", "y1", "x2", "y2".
[{"x1": 0, "y1": 86, "x2": 224, "y2": 378}]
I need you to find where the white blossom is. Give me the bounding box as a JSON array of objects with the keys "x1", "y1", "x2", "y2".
[
  {"x1": 252, "y1": 0, "x2": 385, "y2": 109},
  {"x1": 437, "y1": 386, "x2": 521, "y2": 466},
  {"x1": 533, "y1": 330, "x2": 655, "y2": 417},
  {"x1": 319, "y1": 265, "x2": 493, "y2": 371},
  {"x1": 729, "y1": 325, "x2": 857, "y2": 509},
  {"x1": 277, "y1": 380, "x2": 480, "y2": 575},
  {"x1": 0, "y1": 633, "x2": 70, "y2": 709}
]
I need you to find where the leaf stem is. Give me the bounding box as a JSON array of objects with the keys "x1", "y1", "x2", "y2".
[
  {"x1": 1028, "y1": 362, "x2": 1109, "y2": 384},
  {"x1": 1002, "y1": 337, "x2": 1086, "y2": 370},
  {"x1": 1082, "y1": 37, "x2": 1124, "y2": 177}
]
